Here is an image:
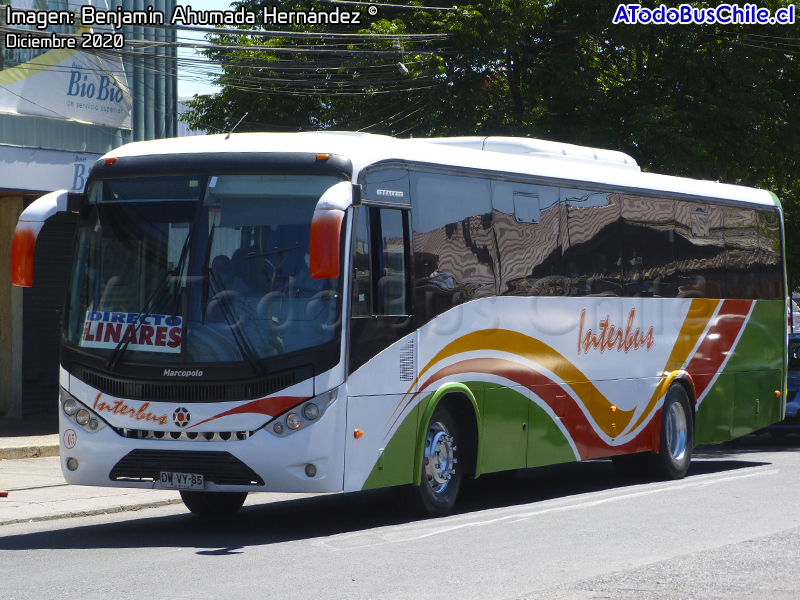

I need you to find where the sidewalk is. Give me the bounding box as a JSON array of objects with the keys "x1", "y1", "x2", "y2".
[
  {"x1": 0, "y1": 421, "x2": 310, "y2": 526},
  {"x1": 0, "y1": 417, "x2": 60, "y2": 461},
  {"x1": 0, "y1": 456, "x2": 184, "y2": 526},
  {"x1": 0, "y1": 417, "x2": 182, "y2": 525}
]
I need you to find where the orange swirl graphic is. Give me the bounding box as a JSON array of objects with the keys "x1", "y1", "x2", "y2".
[
  {"x1": 395, "y1": 329, "x2": 634, "y2": 439},
  {"x1": 625, "y1": 298, "x2": 720, "y2": 434}
]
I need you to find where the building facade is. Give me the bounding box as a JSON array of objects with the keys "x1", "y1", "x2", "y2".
[{"x1": 0, "y1": 0, "x2": 179, "y2": 418}]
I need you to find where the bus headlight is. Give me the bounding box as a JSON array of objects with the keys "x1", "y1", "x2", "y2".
[
  {"x1": 303, "y1": 403, "x2": 319, "y2": 421},
  {"x1": 265, "y1": 387, "x2": 339, "y2": 437},
  {"x1": 60, "y1": 388, "x2": 107, "y2": 434},
  {"x1": 63, "y1": 398, "x2": 78, "y2": 416},
  {"x1": 286, "y1": 413, "x2": 302, "y2": 430},
  {"x1": 76, "y1": 409, "x2": 90, "y2": 426}
]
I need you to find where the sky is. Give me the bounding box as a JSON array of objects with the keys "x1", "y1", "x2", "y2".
[{"x1": 175, "y1": 0, "x2": 225, "y2": 99}]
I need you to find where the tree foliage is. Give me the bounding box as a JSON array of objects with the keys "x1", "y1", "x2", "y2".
[{"x1": 183, "y1": 0, "x2": 800, "y2": 283}]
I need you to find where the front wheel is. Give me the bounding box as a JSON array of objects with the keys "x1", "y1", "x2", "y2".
[
  {"x1": 646, "y1": 384, "x2": 694, "y2": 480},
  {"x1": 180, "y1": 491, "x2": 248, "y2": 518},
  {"x1": 402, "y1": 403, "x2": 462, "y2": 517}
]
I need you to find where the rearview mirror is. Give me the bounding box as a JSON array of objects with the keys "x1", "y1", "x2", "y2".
[
  {"x1": 11, "y1": 190, "x2": 83, "y2": 287},
  {"x1": 309, "y1": 182, "x2": 354, "y2": 279}
]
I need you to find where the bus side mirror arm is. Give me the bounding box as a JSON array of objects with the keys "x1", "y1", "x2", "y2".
[
  {"x1": 309, "y1": 181, "x2": 354, "y2": 280},
  {"x1": 11, "y1": 189, "x2": 83, "y2": 287}
]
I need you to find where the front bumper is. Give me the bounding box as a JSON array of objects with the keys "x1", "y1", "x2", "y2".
[{"x1": 58, "y1": 398, "x2": 347, "y2": 494}]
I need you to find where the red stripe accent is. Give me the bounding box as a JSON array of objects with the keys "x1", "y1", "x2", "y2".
[
  {"x1": 415, "y1": 358, "x2": 654, "y2": 460},
  {"x1": 188, "y1": 395, "x2": 308, "y2": 429},
  {"x1": 684, "y1": 299, "x2": 752, "y2": 401}
]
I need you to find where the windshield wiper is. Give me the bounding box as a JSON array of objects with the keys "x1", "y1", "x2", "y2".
[
  {"x1": 207, "y1": 269, "x2": 264, "y2": 375},
  {"x1": 106, "y1": 232, "x2": 191, "y2": 372},
  {"x1": 200, "y1": 223, "x2": 216, "y2": 324}
]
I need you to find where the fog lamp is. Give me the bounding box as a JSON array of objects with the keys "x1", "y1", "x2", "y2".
[
  {"x1": 286, "y1": 413, "x2": 302, "y2": 430},
  {"x1": 66, "y1": 458, "x2": 79, "y2": 471},
  {"x1": 305, "y1": 464, "x2": 317, "y2": 478}
]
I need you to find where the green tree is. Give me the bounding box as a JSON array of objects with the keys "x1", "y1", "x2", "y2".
[{"x1": 183, "y1": 0, "x2": 800, "y2": 282}]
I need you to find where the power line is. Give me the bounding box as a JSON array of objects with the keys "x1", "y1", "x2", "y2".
[
  {"x1": 0, "y1": 7, "x2": 453, "y2": 130},
  {"x1": 0, "y1": 25, "x2": 447, "y2": 52},
  {"x1": 2, "y1": 22, "x2": 446, "y2": 97}
]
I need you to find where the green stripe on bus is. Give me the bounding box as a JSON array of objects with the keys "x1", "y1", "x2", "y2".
[
  {"x1": 362, "y1": 382, "x2": 575, "y2": 490},
  {"x1": 695, "y1": 300, "x2": 785, "y2": 443}
]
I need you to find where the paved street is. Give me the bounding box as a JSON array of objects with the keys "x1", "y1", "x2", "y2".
[{"x1": 2, "y1": 435, "x2": 800, "y2": 599}]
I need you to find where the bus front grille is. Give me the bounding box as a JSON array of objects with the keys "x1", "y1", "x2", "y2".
[
  {"x1": 111, "y1": 427, "x2": 257, "y2": 443},
  {"x1": 109, "y1": 449, "x2": 265, "y2": 486},
  {"x1": 81, "y1": 368, "x2": 301, "y2": 403}
]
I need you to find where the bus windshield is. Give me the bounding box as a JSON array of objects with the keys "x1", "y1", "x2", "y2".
[{"x1": 64, "y1": 173, "x2": 343, "y2": 367}]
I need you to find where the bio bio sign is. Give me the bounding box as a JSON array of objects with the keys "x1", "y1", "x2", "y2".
[
  {"x1": 0, "y1": 0, "x2": 131, "y2": 129},
  {"x1": 81, "y1": 312, "x2": 181, "y2": 353},
  {"x1": 67, "y1": 71, "x2": 126, "y2": 103}
]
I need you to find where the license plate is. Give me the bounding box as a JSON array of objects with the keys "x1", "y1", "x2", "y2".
[{"x1": 160, "y1": 471, "x2": 204, "y2": 490}]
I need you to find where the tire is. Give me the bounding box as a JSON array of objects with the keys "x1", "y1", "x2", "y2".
[
  {"x1": 644, "y1": 383, "x2": 693, "y2": 480},
  {"x1": 404, "y1": 403, "x2": 462, "y2": 517},
  {"x1": 180, "y1": 491, "x2": 248, "y2": 518}
]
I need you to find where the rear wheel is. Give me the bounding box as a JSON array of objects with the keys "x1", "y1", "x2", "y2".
[
  {"x1": 180, "y1": 491, "x2": 248, "y2": 518},
  {"x1": 645, "y1": 384, "x2": 693, "y2": 480},
  {"x1": 403, "y1": 403, "x2": 462, "y2": 517}
]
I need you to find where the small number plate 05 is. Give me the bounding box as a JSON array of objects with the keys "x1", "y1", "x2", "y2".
[{"x1": 160, "y1": 471, "x2": 204, "y2": 490}]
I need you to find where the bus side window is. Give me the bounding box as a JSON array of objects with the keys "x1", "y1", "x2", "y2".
[
  {"x1": 675, "y1": 203, "x2": 726, "y2": 298},
  {"x1": 351, "y1": 206, "x2": 372, "y2": 317},
  {"x1": 492, "y1": 181, "x2": 562, "y2": 296},
  {"x1": 411, "y1": 172, "x2": 496, "y2": 323},
  {"x1": 757, "y1": 208, "x2": 783, "y2": 300},
  {"x1": 351, "y1": 206, "x2": 410, "y2": 317},
  {"x1": 370, "y1": 208, "x2": 409, "y2": 316},
  {"x1": 561, "y1": 188, "x2": 624, "y2": 297},
  {"x1": 621, "y1": 195, "x2": 678, "y2": 298},
  {"x1": 724, "y1": 206, "x2": 760, "y2": 299}
]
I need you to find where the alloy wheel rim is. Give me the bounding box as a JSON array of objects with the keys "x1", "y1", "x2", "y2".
[
  {"x1": 666, "y1": 400, "x2": 688, "y2": 462},
  {"x1": 423, "y1": 421, "x2": 457, "y2": 494}
]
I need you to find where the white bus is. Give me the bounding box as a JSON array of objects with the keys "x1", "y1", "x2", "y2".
[{"x1": 13, "y1": 133, "x2": 787, "y2": 517}]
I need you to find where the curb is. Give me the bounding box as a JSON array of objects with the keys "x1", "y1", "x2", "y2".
[
  {"x1": 0, "y1": 498, "x2": 184, "y2": 527},
  {"x1": 0, "y1": 445, "x2": 60, "y2": 461}
]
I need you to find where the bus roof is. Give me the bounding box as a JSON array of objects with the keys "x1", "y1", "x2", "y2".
[{"x1": 104, "y1": 132, "x2": 777, "y2": 208}]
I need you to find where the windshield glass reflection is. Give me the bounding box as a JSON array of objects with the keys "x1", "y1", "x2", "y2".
[{"x1": 65, "y1": 174, "x2": 343, "y2": 366}]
